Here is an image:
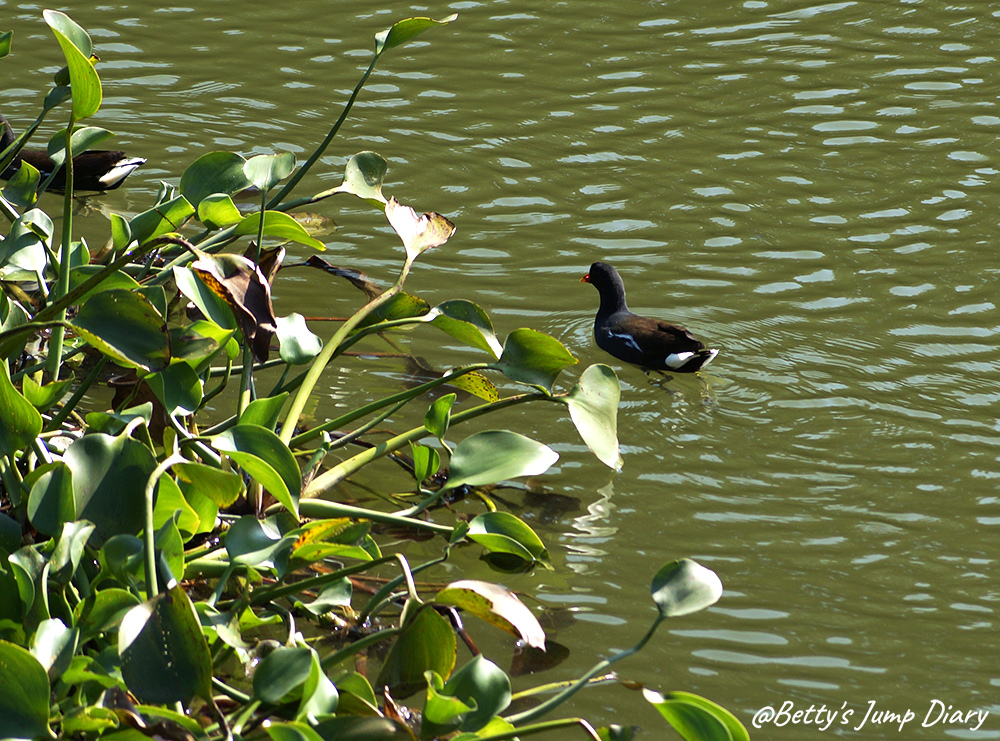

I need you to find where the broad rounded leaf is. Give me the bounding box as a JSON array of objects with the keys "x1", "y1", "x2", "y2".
[
  {"x1": 375, "y1": 605, "x2": 456, "y2": 697},
  {"x1": 644, "y1": 689, "x2": 751, "y2": 741},
  {"x1": 276, "y1": 313, "x2": 323, "y2": 365},
  {"x1": 253, "y1": 646, "x2": 314, "y2": 704},
  {"x1": 564, "y1": 364, "x2": 622, "y2": 470},
  {"x1": 26, "y1": 462, "x2": 75, "y2": 537},
  {"x1": 494, "y1": 328, "x2": 577, "y2": 391},
  {"x1": 173, "y1": 462, "x2": 244, "y2": 508},
  {"x1": 423, "y1": 393, "x2": 455, "y2": 439},
  {"x1": 212, "y1": 424, "x2": 301, "y2": 516},
  {"x1": 244, "y1": 152, "x2": 296, "y2": 192},
  {"x1": 465, "y1": 512, "x2": 549, "y2": 565},
  {"x1": 179, "y1": 151, "x2": 252, "y2": 208},
  {"x1": 329, "y1": 151, "x2": 388, "y2": 206},
  {"x1": 385, "y1": 197, "x2": 456, "y2": 261},
  {"x1": 435, "y1": 580, "x2": 545, "y2": 650},
  {"x1": 443, "y1": 430, "x2": 558, "y2": 490},
  {"x1": 70, "y1": 289, "x2": 171, "y2": 372},
  {"x1": 198, "y1": 193, "x2": 243, "y2": 229},
  {"x1": 0, "y1": 640, "x2": 54, "y2": 739},
  {"x1": 146, "y1": 361, "x2": 203, "y2": 416},
  {"x1": 443, "y1": 655, "x2": 511, "y2": 732},
  {"x1": 427, "y1": 300, "x2": 503, "y2": 359},
  {"x1": 235, "y1": 210, "x2": 326, "y2": 251},
  {"x1": 30, "y1": 618, "x2": 78, "y2": 679},
  {"x1": 651, "y1": 559, "x2": 723, "y2": 619},
  {"x1": 129, "y1": 195, "x2": 194, "y2": 245},
  {"x1": 46, "y1": 126, "x2": 114, "y2": 168},
  {"x1": 119, "y1": 582, "x2": 214, "y2": 705}
]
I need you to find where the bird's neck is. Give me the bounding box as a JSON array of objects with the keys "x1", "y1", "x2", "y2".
[{"x1": 597, "y1": 285, "x2": 629, "y2": 319}]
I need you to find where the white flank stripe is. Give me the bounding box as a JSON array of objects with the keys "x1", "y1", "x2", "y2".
[{"x1": 608, "y1": 331, "x2": 643, "y2": 354}]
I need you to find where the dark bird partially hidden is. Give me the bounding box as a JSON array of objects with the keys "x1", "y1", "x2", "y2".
[
  {"x1": 1, "y1": 112, "x2": 146, "y2": 192},
  {"x1": 582, "y1": 261, "x2": 719, "y2": 373}
]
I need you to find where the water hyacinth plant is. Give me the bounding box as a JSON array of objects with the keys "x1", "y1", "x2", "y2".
[{"x1": 0, "y1": 11, "x2": 750, "y2": 741}]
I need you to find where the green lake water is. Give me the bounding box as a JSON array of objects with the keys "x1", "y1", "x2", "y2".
[{"x1": 2, "y1": 0, "x2": 997, "y2": 737}]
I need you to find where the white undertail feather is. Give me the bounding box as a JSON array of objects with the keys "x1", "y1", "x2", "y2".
[{"x1": 98, "y1": 157, "x2": 146, "y2": 188}]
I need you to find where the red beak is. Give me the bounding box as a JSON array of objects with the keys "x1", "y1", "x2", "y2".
[{"x1": 581, "y1": 273, "x2": 591, "y2": 284}]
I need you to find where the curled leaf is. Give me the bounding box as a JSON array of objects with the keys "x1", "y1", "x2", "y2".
[
  {"x1": 435, "y1": 580, "x2": 545, "y2": 650},
  {"x1": 385, "y1": 197, "x2": 455, "y2": 261}
]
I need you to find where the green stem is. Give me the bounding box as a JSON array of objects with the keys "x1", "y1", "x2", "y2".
[
  {"x1": 267, "y1": 53, "x2": 380, "y2": 210},
  {"x1": 46, "y1": 115, "x2": 76, "y2": 382},
  {"x1": 142, "y1": 452, "x2": 187, "y2": 600},
  {"x1": 504, "y1": 617, "x2": 664, "y2": 726}
]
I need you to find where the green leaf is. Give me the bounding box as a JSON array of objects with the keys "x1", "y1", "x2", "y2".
[
  {"x1": 63, "y1": 430, "x2": 157, "y2": 541},
  {"x1": 70, "y1": 289, "x2": 171, "y2": 372},
  {"x1": 443, "y1": 430, "x2": 558, "y2": 490},
  {"x1": 0, "y1": 31, "x2": 11, "y2": 58},
  {"x1": 46, "y1": 126, "x2": 115, "y2": 168},
  {"x1": 2, "y1": 159, "x2": 39, "y2": 209},
  {"x1": 26, "y1": 463, "x2": 75, "y2": 537},
  {"x1": 435, "y1": 578, "x2": 545, "y2": 649},
  {"x1": 374, "y1": 14, "x2": 458, "y2": 56},
  {"x1": 651, "y1": 559, "x2": 724, "y2": 619},
  {"x1": 235, "y1": 210, "x2": 327, "y2": 251},
  {"x1": 423, "y1": 393, "x2": 456, "y2": 439},
  {"x1": 73, "y1": 588, "x2": 141, "y2": 644},
  {"x1": 493, "y1": 328, "x2": 577, "y2": 392},
  {"x1": 173, "y1": 462, "x2": 244, "y2": 508},
  {"x1": 68, "y1": 265, "x2": 141, "y2": 305},
  {"x1": 240, "y1": 393, "x2": 289, "y2": 431},
  {"x1": 179, "y1": 151, "x2": 251, "y2": 209},
  {"x1": 111, "y1": 212, "x2": 132, "y2": 250},
  {"x1": 0, "y1": 640, "x2": 55, "y2": 740},
  {"x1": 0, "y1": 361, "x2": 42, "y2": 457},
  {"x1": 443, "y1": 655, "x2": 511, "y2": 732},
  {"x1": 152, "y1": 475, "x2": 201, "y2": 542},
  {"x1": 44, "y1": 10, "x2": 100, "y2": 119},
  {"x1": 22, "y1": 374, "x2": 73, "y2": 413},
  {"x1": 423, "y1": 670, "x2": 475, "y2": 735},
  {"x1": 30, "y1": 618, "x2": 78, "y2": 680},
  {"x1": 225, "y1": 515, "x2": 289, "y2": 568},
  {"x1": 276, "y1": 313, "x2": 323, "y2": 365},
  {"x1": 129, "y1": 195, "x2": 194, "y2": 245},
  {"x1": 48, "y1": 519, "x2": 95, "y2": 585},
  {"x1": 119, "y1": 582, "x2": 214, "y2": 705},
  {"x1": 253, "y1": 646, "x2": 312, "y2": 704},
  {"x1": 427, "y1": 300, "x2": 503, "y2": 359},
  {"x1": 0, "y1": 208, "x2": 53, "y2": 278},
  {"x1": 410, "y1": 442, "x2": 440, "y2": 485},
  {"x1": 385, "y1": 197, "x2": 456, "y2": 262},
  {"x1": 245, "y1": 152, "x2": 296, "y2": 192},
  {"x1": 325, "y1": 151, "x2": 388, "y2": 206},
  {"x1": 146, "y1": 361, "x2": 203, "y2": 416},
  {"x1": 563, "y1": 364, "x2": 622, "y2": 470},
  {"x1": 644, "y1": 689, "x2": 750, "y2": 741},
  {"x1": 198, "y1": 192, "x2": 243, "y2": 230},
  {"x1": 376, "y1": 604, "x2": 456, "y2": 697},
  {"x1": 211, "y1": 424, "x2": 301, "y2": 516}
]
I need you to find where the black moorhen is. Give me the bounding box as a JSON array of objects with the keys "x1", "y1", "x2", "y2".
[
  {"x1": 582, "y1": 261, "x2": 719, "y2": 373},
  {"x1": 1, "y1": 113, "x2": 146, "y2": 191}
]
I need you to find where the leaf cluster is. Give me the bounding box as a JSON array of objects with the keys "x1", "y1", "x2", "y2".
[{"x1": 0, "y1": 13, "x2": 749, "y2": 741}]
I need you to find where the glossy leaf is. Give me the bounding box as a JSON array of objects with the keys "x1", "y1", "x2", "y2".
[
  {"x1": 442, "y1": 655, "x2": 511, "y2": 732},
  {"x1": 0, "y1": 361, "x2": 42, "y2": 456},
  {"x1": 424, "y1": 393, "x2": 455, "y2": 439},
  {"x1": 563, "y1": 363, "x2": 622, "y2": 470},
  {"x1": 63, "y1": 431, "x2": 157, "y2": 541},
  {"x1": 146, "y1": 361, "x2": 203, "y2": 416},
  {"x1": 385, "y1": 197, "x2": 456, "y2": 262},
  {"x1": 276, "y1": 313, "x2": 323, "y2": 365},
  {"x1": 0, "y1": 208, "x2": 52, "y2": 277},
  {"x1": 224, "y1": 515, "x2": 289, "y2": 568},
  {"x1": 253, "y1": 646, "x2": 313, "y2": 703},
  {"x1": 376, "y1": 605, "x2": 456, "y2": 698},
  {"x1": 152, "y1": 475, "x2": 201, "y2": 542},
  {"x1": 326, "y1": 150, "x2": 388, "y2": 206},
  {"x1": 494, "y1": 328, "x2": 577, "y2": 392},
  {"x1": 198, "y1": 192, "x2": 243, "y2": 229},
  {"x1": 465, "y1": 512, "x2": 549, "y2": 566},
  {"x1": 22, "y1": 374, "x2": 73, "y2": 413},
  {"x1": 179, "y1": 151, "x2": 252, "y2": 209},
  {"x1": 111, "y1": 212, "x2": 131, "y2": 250},
  {"x1": 129, "y1": 195, "x2": 194, "y2": 245},
  {"x1": 443, "y1": 430, "x2": 558, "y2": 490},
  {"x1": 374, "y1": 14, "x2": 457, "y2": 55},
  {"x1": 0, "y1": 31, "x2": 11, "y2": 58},
  {"x1": 73, "y1": 588, "x2": 141, "y2": 644},
  {"x1": 70, "y1": 289, "x2": 171, "y2": 372},
  {"x1": 174, "y1": 265, "x2": 236, "y2": 330},
  {"x1": 212, "y1": 424, "x2": 301, "y2": 516},
  {"x1": 446, "y1": 371, "x2": 499, "y2": 403},
  {"x1": 45, "y1": 126, "x2": 114, "y2": 167},
  {"x1": 26, "y1": 462, "x2": 75, "y2": 537},
  {"x1": 434, "y1": 579, "x2": 545, "y2": 650},
  {"x1": 410, "y1": 442, "x2": 440, "y2": 485},
  {"x1": 427, "y1": 300, "x2": 503, "y2": 359},
  {"x1": 245, "y1": 152, "x2": 296, "y2": 192},
  {"x1": 240, "y1": 393, "x2": 289, "y2": 431},
  {"x1": 644, "y1": 689, "x2": 750, "y2": 741},
  {"x1": 30, "y1": 618, "x2": 78, "y2": 680},
  {"x1": 651, "y1": 559, "x2": 724, "y2": 619},
  {"x1": 68, "y1": 266, "x2": 141, "y2": 304},
  {"x1": 422, "y1": 671, "x2": 474, "y2": 735},
  {"x1": 44, "y1": 10, "x2": 100, "y2": 119},
  {"x1": 119, "y1": 582, "x2": 214, "y2": 705},
  {"x1": 235, "y1": 210, "x2": 327, "y2": 251},
  {"x1": 173, "y1": 462, "x2": 244, "y2": 508},
  {"x1": 2, "y1": 158, "x2": 39, "y2": 208},
  {"x1": 0, "y1": 640, "x2": 54, "y2": 740},
  {"x1": 49, "y1": 519, "x2": 96, "y2": 585}
]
